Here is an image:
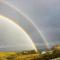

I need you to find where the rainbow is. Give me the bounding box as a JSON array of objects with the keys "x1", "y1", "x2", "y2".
[
  {"x1": 0, "y1": 15, "x2": 38, "y2": 52},
  {"x1": 0, "y1": 0, "x2": 49, "y2": 49}
]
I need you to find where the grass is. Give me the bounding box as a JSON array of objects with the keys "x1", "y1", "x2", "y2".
[{"x1": 0, "y1": 52, "x2": 40, "y2": 60}]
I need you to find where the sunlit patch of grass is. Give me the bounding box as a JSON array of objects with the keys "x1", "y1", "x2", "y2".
[
  {"x1": 0, "y1": 52, "x2": 16, "y2": 57},
  {"x1": 0, "y1": 52, "x2": 16, "y2": 60}
]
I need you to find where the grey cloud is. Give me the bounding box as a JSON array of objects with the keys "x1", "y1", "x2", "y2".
[{"x1": 0, "y1": 0, "x2": 60, "y2": 50}]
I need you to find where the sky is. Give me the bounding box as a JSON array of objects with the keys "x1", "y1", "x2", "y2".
[
  {"x1": 0, "y1": 16, "x2": 37, "y2": 51},
  {"x1": 0, "y1": 0, "x2": 60, "y2": 50}
]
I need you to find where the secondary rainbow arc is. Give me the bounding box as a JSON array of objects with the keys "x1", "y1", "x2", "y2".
[{"x1": 0, "y1": 0, "x2": 50, "y2": 49}]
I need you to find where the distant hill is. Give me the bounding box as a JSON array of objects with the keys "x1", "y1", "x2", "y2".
[{"x1": 51, "y1": 44, "x2": 60, "y2": 50}]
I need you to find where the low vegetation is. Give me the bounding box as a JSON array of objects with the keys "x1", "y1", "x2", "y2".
[{"x1": 0, "y1": 45, "x2": 60, "y2": 60}]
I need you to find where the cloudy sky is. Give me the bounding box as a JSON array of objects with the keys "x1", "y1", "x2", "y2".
[
  {"x1": 0, "y1": 15, "x2": 37, "y2": 51},
  {"x1": 0, "y1": 0, "x2": 60, "y2": 50}
]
